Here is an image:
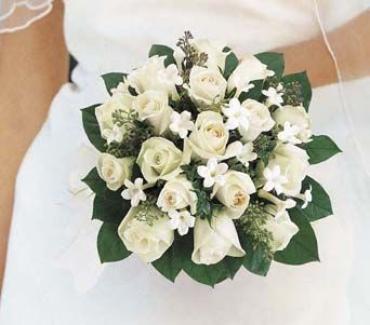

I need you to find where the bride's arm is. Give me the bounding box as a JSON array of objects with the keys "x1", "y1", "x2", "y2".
[
  {"x1": 280, "y1": 11, "x2": 370, "y2": 87},
  {"x1": 0, "y1": 0, "x2": 67, "y2": 288}
]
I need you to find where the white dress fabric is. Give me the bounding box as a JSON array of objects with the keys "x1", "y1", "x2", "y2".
[{"x1": 1, "y1": 1, "x2": 370, "y2": 324}]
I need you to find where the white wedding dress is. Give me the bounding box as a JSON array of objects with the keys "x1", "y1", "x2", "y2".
[{"x1": 1, "y1": 1, "x2": 370, "y2": 324}]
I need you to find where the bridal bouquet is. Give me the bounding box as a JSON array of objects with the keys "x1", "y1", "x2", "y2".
[{"x1": 81, "y1": 32, "x2": 341, "y2": 286}]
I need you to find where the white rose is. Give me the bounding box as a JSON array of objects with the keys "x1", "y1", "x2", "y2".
[
  {"x1": 118, "y1": 207, "x2": 174, "y2": 263},
  {"x1": 157, "y1": 176, "x2": 197, "y2": 214},
  {"x1": 188, "y1": 111, "x2": 228, "y2": 160},
  {"x1": 127, "y1": 55, "x2": 181, "y2": 99},
  {"x1": 239, "y1": 99, "x2": 275, "y2": 142},
  {"x1": 213, "y1": 171, "x2": 256, "y2": 219},
  {"x1": 227, "y1": 54, "x2": 274, "y2": 96},
  {"x1": 190, "y1": 38, "x2": 228, "y2": 70},
  {"x1": 273, "y1": 105, "x2": 312, "y2": 143},
  {"x1": 188, "y1": 66, "x2": 227, "y2": 107},
  {"x1": 95, "y1": 91, "x2": 134, "y2": 139},
  {"x1": 266, "y1": 143, "x2": 309, "y2": 196},
  {"x1": 264, "y1": 205, "x2": 299, "y2": 252},
  {"x1": 132, "y1": 90, "x2": 172, "y2": 135},
  {"x1": 137, "y1": 137, "x2": 189, "y2": 183},
  {"x1": 97, "y1": 153, "x2": 134, "y2": 191},
  {"x1": 192, "y1": 213, "x2": 245, "y2": 265}
]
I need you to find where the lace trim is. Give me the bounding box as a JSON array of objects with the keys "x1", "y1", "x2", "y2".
[{"x1": 0, "y1": 0, "x2": 53, "y2": 34}]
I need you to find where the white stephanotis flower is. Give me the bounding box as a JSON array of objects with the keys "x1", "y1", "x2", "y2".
[
  {"x1": 169, "y1": 111, "x2": 195, "y2": 139},
  {"x1": 101, "y1": 124, "x2": 124, "y2": 145},
  {"x1": 263, "y1": 165, "x2": 288, "y2": 195},
  {"x1": 168, "y1": 209, "x2": 196, "y2": 236},
  {"x1": 222, "y1": 98, "x2": 250, "y2": 130},
  {"x1": 197, "y1": 158, "x2": 229, "y2": 188},
  {"x1": 121, "y1": 178, "x2": 148, "y2": 207},
  {"x1": 278, "y1": 121, "x2": 301, "y2": 145},
  {"x1": 236, "y1": 142, "x2": 257, "y2": 167},
  {"x1": 273, "y1": 105, "x2": 312, "y2": 143},
  {"x1": 262, "y1": 83, "x2": 284, "y2": 107}
]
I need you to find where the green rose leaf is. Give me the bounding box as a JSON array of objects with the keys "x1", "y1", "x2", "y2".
[
  {"x1": 223, "y1": 256, "x2": 244, "y2": 279},
  {"x1": 152, "y1": 239, "x2": 183, "y2": 282},
  {"x1": 81, "y1": 104, "x2": 106, "y2": 152},
  {"x1": 97, "y1": 222, "x2": 131, "y2": 263},
  {"x1": 83, "y1": 168, "x2": 128, "y2": 223},
  {"x1": 149, "y1": 44, "x2": 176, "y2": 67},
  {"x1": 297, "y1": 176, "x2": 333, "y2": 221},
  {"x1": 82, "y1": 168, "x2": 107, "y2": 195},
  {"x1": 239, "y1": 79, "x2": 264, "y2": 103},
  {"x1": 282, "y1": 71, "x2": 312, "y2": 111},
  {"x1": 183, "y1": 259, "x2": 229, "y2": 287},
  {"x1": 93, "y1": 194, "x2": 130, "y2": 224},
  {"x1": 223, "y1": 52, "x2": 239, "y2": 79},
  {"x1": 274, "y1": 208, "x2": 320, "y2": 265},
  {"x1": 255, "y1": 52, "x2": 284, "y2": 78},
  {"x1": 304, "y1": 135, "x2": 342, "y2": 164},
  {"x1": 241, "y1": 235, "x2": 272, "y2": 276},
  {"x1": 101, "y1": 72, "x2": 127, "y2": 95}
]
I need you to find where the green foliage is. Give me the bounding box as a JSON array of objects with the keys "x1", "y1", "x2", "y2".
[
  {"x1": 81, "y1": 104, "x2": 106, "y2": 152},
  {"x1": 152, "y1": 233, "x2": 243, "y2": 286},
  {"x1": 240, "y1": 234, "x2": 272, "y2": 276},
  {"x1": 297, "y1": 176, "x2": 333, "y2": 221},
  {"x1": 223, "y1": 52, "x2": 239, "y2": 79},
  {"x1": 274, "y1": 208, "x2": 320, "y2": 265},
  {"x1": 82, "y1": 168, "x2": 111, "y2": 196},
  {"x1": 93, "y1": 194, "x2": 129, "y2": 224},
  {"x1": 238, "y1": 202, "x2": 274, "y2": 276},
  {"x1": 255, "y1": 52, "x2": 284, "y2": 78},
  {"x1": 181, "y1": 164, "x2": 221, "y2": 222},
  {"x1": 304, "y1": 135, "x2": 342, "y2": 164},
  {"x1": 101, "y1": 73, "x2": 127, "y2": 95},
  {"x1": 134, "y1": 201, "x2": 165, "y2": 226},
  {"x1": 253, "y1": 132, "x2": 277, "y2": 165},
  {"x1": 149, "y1": 44, "x2": 176, "y2": 67},
  {"x1": 239, "y1": 79, "x2": 264, "y2": 103},
  {"x1": 282, "y1": 72, "x2": 312, "y2": 111},
  {"x1": 97, "y1": 223, "x2": 131, "y2": 263},
  {"x1": 82, "y1": 168, "x2": 130, "y2": 224},
  {"x1": 152, "y1": 237, "x2": 184, "y2": 282},
  {"x1": 106, "y1": 119, "x2": 154, "y2": 157}
]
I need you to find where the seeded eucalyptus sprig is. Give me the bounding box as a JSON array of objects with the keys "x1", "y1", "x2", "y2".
[
  {"x1": 107, "y1": 111, "x2": 154, "y2": 157},
  {"x1": 176, "y1": 31, "x2": 208, "y2": 82},
  {"x1": 237, "y1": 201, "x2": 274, "y2": 259}
]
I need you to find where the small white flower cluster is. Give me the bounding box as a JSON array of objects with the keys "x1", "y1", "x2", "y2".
[{"x1": 89, "y1": 34, "x2": 317, "y2": 273}]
